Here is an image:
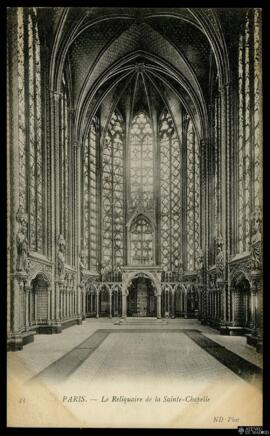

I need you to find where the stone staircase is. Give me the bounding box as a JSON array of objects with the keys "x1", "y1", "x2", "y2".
[{"x1": 114, "y1": 317, "x2": 168, "y2": 325}]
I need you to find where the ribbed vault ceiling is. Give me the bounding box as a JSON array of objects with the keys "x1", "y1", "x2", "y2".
[{"x1": 39, "y1": 7, "x2": 247, "y2": 143}]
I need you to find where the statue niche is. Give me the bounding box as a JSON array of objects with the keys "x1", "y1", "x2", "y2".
[
  {"x1": 196, "y1": 248, "x2": 204, "y2": 283},
  {"x1": 250, "y1": 207, "x2": 262, "y2": 270},
  {"x1": 16, "y1": 206, "x2": 29, "y2": 273},
  {"x1": 57, "y1": 234, "x2": 66, "y2": 280},
  {"x1": 216, "y1": 235, "x2": 225, "y2": 281}
]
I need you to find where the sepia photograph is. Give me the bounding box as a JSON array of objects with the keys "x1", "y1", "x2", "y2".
[{"x1": 6, "y1": 6, "x2": 263, "y2": 429}]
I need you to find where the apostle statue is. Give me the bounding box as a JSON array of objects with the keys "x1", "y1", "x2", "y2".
[
  {"x1": 57, "y1": 234, "x2": 66, "y2": 280},
  {"x1": 79, "y1": 249, "x2": 87, "y2": 280},
  {"x1": 216, "y1": 235, "x2": 225, "y2": 280},
  {"x1": 250, "y1": 207, "x2": 262, "y2": 270},
  {"x1": 16, "y1": 207, "x2": 29, "y2": 273}
]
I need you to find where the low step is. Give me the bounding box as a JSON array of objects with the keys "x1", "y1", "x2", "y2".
[{"x1": 114, "y1": 317, "x2": 168, "y2": 325}]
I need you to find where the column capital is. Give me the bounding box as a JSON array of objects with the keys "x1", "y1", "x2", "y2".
[{"x1": 24, "y1": 284, "x2": 31, "y2": 293}]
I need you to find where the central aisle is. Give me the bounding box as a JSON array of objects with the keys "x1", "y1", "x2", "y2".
[{"x1": 69, "y1": 331, "x2": 245, "y2": 384}]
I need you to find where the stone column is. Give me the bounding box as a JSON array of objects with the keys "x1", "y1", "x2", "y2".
[
  {"x1": 7, "y1": 274, "x2": 26, "y2": 351},
  {"x1": 121, "y1": 292, "x2": 127, "y2": 319},
  {"x1": 88, "y1": 293, "x2": 90, "y2": 314},
  {"x1": 81, "y1": 287, "x2": 86, "y2": 320},
  {"x1": 34, "y1": 291, "x2": 38, "y2": 322},
  {"x1": 231, "y1": 287, "x2": 235, "y2": 324},
  {"x1": 250, "y1": 288, "x2": 256, "y2": 330},
  {"x1": 77, "y1": 285, "x2": 81, "y2": 317},
  {"x1": 50, "y1": 90, "x2": 61, "y2": 330},
  {"x1": 48, "y1": 286, "x2": 51, "y2": 323},
  {"x1": 96, "y1": 291, "x2": 100, "y2": 319},
  {"x1": 197, "y1": 285, "x2": 202, "y2": 319},
  {"x1": 171, "y1": 290, "x2": 175, "y2": 318},
  {"x1": 65, "y1": 289, "x2": 68, "y2": 318},
  {"x1": 156, "y1": 293, "x2": 161, "y2": 319},
  {"x1": 218, "y1": 83, "x2": 230, "y2": 327},
  {"x1": 217, "y1": 279, "x2": 226, "y2": 321},
  {"x1": 29, "y1": 287, "x2": 33, "y2": 325},
  {"x1": 184, "y1": 291, "x2": 188, "y2": 319},
  {"x1": 55, "y1": 280, "x2": 64, "y2": 324},
  {"x1": 109, "y1": 292, "x2": 112, "y2": 319},
  {"x1": 24, "y1": 283, "x2": 31, "y2": 331}
]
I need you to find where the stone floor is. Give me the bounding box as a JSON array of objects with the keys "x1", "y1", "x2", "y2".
[
  {"x1": 8, "y1": 318, "x2": 262, "y2": 380},
  {"x1": 7, "y1": 318, "x2": 263, "y2": 429}
]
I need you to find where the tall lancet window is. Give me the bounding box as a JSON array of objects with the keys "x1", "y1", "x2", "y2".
[
  {"x1": 130, "y1": 112, "x2": 154, "y2": 208},
  {"x1": 159, "y1": 109, "x2": 181, "y2": 271},
  {"x1": 253, "y1": 9, "x2": 262, "y2": 211},
  {"x1": 82, "y1": 119, "x2": 98, "y2": 270},
  {"x1": 186, "y1": 119, "x2": 200, "y2": 271},
  {"x1": 102, "y1": 111, "x2": 124, "y2": 271},
  {"x1": 17, "y1": 8, "x2": 44, "y2": 253},
  {"x1": 17, "y1": 8, "x2": 26, "y2": 213},
  {"x1": 238, "y1": 10, "x2": 262, "y2": 254}
]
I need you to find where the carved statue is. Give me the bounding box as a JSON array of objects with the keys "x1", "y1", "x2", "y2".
[
  {"x1": 57, "y1": 234, "x2": 66, "y2": 280},
  {"x1": 79, "y1": 249, "x2": 88, "y2": 287},
  {"x1": 16, "y1": 207, "x2": 29, "y2": 273},
  {"x1": 250, "y1": 207, "x2": 262, "y2": 270},
  {"x1": 79, "y1": 249, "x2": 87, "y2": 276},
  {"x1": 70, "y1": 274, "x2": 75, "y2": 289},
  {"x1": 209, "y1": 273, "x2": 216, "y2": 289},
  {"x1": 216, "y1": 235, "x2": 225, "y2": 280}
]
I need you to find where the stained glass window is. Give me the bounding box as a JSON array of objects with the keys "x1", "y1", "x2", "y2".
[
  {"x1": 130, "y1": 112, "x2": 154, "y2": 208},
  {"x1": 82, "y1": 119, "x2": 98, "y2": 270},
  {"x1": 238, "y1": 33, "x2": 245, "y2": 252},
  {"x1": 253, "y1": 9, "x2": 262, "y2": 210},
  {"x1": 186, "y1": 119, "x2": 200, "y2": 271},
  {"x1": 130, "y1": 216, "x2": 153, "y2": 265},
  {"x1": 17, "y1": 8, "x2": 44, "y2": 253},
  {"x1": 102, "y1": 111, "x2": 124, "y2": 271},
  {"x1": 17, "y1": 8, "x2": 26, "y2": 212},
  {"x1": 243, "y1": 16, "x2": 251, "y2": 248},
  {"x1": 159, "y1": 109, "x2": 181, "y2": 271},
  {"x1": 238, "y1": 10, "x2": 262, "y2": 253}
]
